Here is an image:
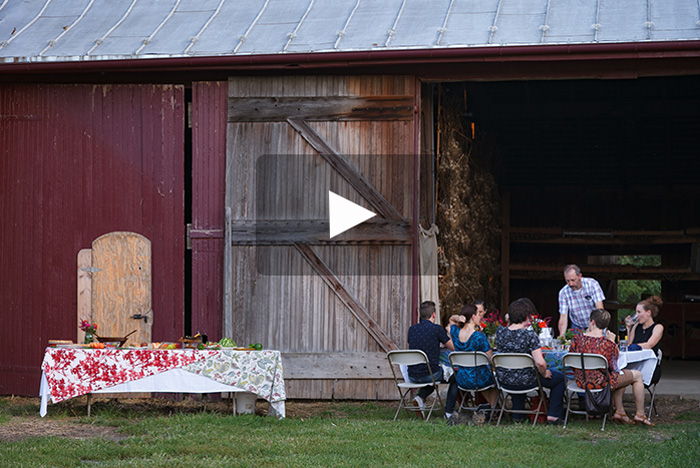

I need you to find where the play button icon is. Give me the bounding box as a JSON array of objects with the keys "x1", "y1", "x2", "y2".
[{"x1": 328, "y1": 191, "x2": 376, "y2": 239}]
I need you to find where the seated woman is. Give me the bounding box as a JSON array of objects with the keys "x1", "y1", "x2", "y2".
[
  {"x1": 495, "y1": 298, "x2": 566, "y2": 425},
  {"x1": 444, "y1": 304, "x2": 499, "y2": 419},
  {"x1": 627, "y1": 295, "x2": 664, "y2": 383},
  {"x1": 571, "y1": 309, "x2": 652, "y2": 426}
]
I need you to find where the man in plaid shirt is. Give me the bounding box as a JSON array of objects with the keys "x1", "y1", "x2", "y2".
[{"x1": 557, "y1": 264, "x2": 605, "y2": 337}]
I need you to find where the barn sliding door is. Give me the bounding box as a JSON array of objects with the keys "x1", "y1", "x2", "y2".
[{"x1": 225, "y1": 76, "x2": 417, "y2": 399}]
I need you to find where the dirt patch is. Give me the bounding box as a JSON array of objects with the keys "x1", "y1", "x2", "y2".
[
  {"x1": 1, "y1": 396, "x2": 697, "y2": 442},
  {"x1": 0, "y1": 416, "x2": 127, "y2": 442}
]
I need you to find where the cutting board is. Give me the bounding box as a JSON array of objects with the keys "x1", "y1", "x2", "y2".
[{"x1": 81, "y1": 232, "x2": 152, "y2": 346}]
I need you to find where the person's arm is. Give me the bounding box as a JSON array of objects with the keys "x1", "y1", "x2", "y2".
[
  {"x1": 595, "y1": 301, "x2": 604, "y2": 310},
  {"x1": 639, "y1": 324, "x2": 664, "y2": 350},
  {"x1": 628, "y1": 323, "x2": 638, "y2": 344},
  {"x1": 605, "y1": 329, "x2": 616, "y2": 342},
  {"x1": 558, "y1": 313, "x2": 568, "y2": 338},
  {"x1": 446, "y1": 315, "x2": 465, "y2": 332},
  {"x1": 531, "y1": 348, "x2": 551, "y2": 379},
  {"x1": 444, "y1": 339, "x2": 455, "y2": 352}
]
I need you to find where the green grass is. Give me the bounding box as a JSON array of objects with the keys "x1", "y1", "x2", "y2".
[{"x1": 1, "y1": 399, "x2": 699, "y2": 468}]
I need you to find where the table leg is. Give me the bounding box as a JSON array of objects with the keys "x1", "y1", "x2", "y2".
[{"x1": 87, "y1": 393, "x2": 92, "y2": 417}]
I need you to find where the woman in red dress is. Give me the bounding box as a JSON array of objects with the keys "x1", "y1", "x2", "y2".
[{"x1": 570, "y1": 309, "x2": 653, "y2": 426}]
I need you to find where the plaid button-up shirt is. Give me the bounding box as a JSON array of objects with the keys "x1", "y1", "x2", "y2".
[{"x1": 558, "y1": 277, "x2": 605, "y2": 330}]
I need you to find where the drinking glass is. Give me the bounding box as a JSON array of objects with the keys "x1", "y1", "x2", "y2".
[{"x1": 619, "y1": 339, "x2": 628, "y2": 352}]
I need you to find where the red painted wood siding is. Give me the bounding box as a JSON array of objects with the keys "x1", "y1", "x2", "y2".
[
  {"x1": 0, "y1": 84, "x2": 185, "y2": 396},
  {"x1": 190, "y1": 82, "x2": 227, "y2": 341}
]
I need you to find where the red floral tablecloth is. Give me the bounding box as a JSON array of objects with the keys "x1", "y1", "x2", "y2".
[
  {"x1": 41, "y1": 348, "x2": 217, "y2": 403},
  {"x1": 40, "y1": 348, "x2": 286, "y2": 415}
]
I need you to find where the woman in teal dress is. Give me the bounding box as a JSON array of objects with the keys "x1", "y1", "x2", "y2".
[{"x1": 445, "y1": 304, "x2": 498, "y2": 416}]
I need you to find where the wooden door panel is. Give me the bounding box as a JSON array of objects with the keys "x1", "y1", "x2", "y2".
[
  {"x1": 91, "y1": 232, "x2": 152, "y2": 346},
  {"x1": 225, "y1": 76, "x2": 417, "y2": 399}
]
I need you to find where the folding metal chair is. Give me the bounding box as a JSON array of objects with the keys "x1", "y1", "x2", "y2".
[
  {"x1": 562, "y1": 353, "x2": 610, "y2": 431},
  {"x1": 492, "y1": 353, "x2": 548, "y2": 427},
  {"x1": 448, "y1": 351, "x2": 497, "y2": 420},
  {"x1": 645, "y1": 349, "x2": 662, "y2": 419},
  {"x1": 387, "y1": 350, "x2": 443, "y2": 421}
]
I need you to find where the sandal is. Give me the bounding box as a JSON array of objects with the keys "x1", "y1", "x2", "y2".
[
  {"x1": 612, "y1": 412, "x2": 634, "y2": 425},
  {"x1": 634, "y1": 415, "x2": 655, "y2": 427}
]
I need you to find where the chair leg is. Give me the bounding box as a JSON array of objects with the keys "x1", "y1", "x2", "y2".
[
  {"x1": 496, "y1": 393, "x2": 506, "y2": 426},
  {"x1": 647, "y1": 385, "x2": 657, "y2": 420},
  {"x1": 563, "y1": 392, "x2": 571, "y2": 428}
]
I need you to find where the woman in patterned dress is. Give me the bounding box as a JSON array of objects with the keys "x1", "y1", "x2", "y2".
[
  {"x1": 495, "y1": 298, "x2": 566, "y2": 425},
  {"x1": 444, "y1": 304, "x2": 498, "y2": 418},
  {"x1": 570, "y1": 308, "x2": 652, "y2": 426}
]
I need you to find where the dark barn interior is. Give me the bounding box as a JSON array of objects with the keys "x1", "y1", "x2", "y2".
[{"x1": 442, "y1": 75, "x2": 700, "y2": 359}]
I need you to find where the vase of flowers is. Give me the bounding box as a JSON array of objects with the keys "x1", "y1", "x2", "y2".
[
  {"x1": 80, "y1": 319, "x2": 97, "y2": 344},
  {"x1": 480, "y1": 310, "x2": 505, "y2": 348}
]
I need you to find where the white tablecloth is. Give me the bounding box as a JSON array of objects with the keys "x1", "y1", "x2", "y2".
[{"x1": 617, "y1": 349, "x2": 658, "y2": 385}]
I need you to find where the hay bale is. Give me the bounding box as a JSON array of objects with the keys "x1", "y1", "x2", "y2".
[{"x1": 436, "y1": 89, "x2": 502, "y2": 322}]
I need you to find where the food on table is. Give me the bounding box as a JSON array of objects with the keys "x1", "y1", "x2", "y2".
[{"x1": 219, "y1": 337, "x2": 236, "y2": 348}]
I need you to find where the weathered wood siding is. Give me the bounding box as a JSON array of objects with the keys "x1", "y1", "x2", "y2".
[{"x1": 225, "y1": 76, "x2": 418, "y2": 399}]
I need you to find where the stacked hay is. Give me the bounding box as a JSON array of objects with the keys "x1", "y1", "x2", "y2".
[{"x1": 436, "y1": 86, "x2": 502, "y2": 323}]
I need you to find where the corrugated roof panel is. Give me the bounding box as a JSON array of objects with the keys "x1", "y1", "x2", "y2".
[
  {"x1": 284, "y1": 1, "x2": 359, "y2": 52},
  {"x1": 388, "y1": 0, "x2": 452, "y2": 48},
  {"x1": 544, "y1": 0, "x2": 596, "y2": 44},
  {"x1": 188, "y1": 0, "x2": 267, "y2": 55},
  {"x1": 0, "y1": 0, "x2": 92, "y2": 56},
  {"x1": 0, "y1": 0, "x2": 698, "y2": 62},
  {"x1": 140, "y1": 10, "x2": 214, "y2": 55},
  {"x1": 92, "y1": 0, "x2": 180, "y2": 55},
  {"x1": 0, "y1": 0, "x2": 45, "y2": 40},
  {"x1": 597, "y1": 0, "x2": 650, "y2": 43},
  {"x1": 337, "y1": 0, "x2": 407, "y2": 50},
  {"x1": 440, "y1": 0, "x2": 500, "y2": 47},
  {"x1": 491, "y1": 0, "x2": 546, "y2": 45},
  {"x1": 650, "y1": 0, "x2": 700, "y2": 41},
  {"x1": 39, "y1": 0, "x2": 136, "y2": 56},
  {"x1": 235, "y1": 0, "x2": 314, "y2": 54}
]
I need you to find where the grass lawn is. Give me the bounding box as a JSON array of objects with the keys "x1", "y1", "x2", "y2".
[{"x1": 1, "y1": 395, "x2": 699, "y2": 468}]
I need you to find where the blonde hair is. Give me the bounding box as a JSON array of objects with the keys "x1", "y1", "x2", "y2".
[{"x1": 639, "y1": 295, "x2": 663, "y2": 318}]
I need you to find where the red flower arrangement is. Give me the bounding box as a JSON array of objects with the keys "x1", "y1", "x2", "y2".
[
  {"x1": 480, "y1": 310, "x2": 505, "y2": 336},
  {"x1": 529, "y1": 314, "x2": 551, "y2": 334},
  {"x1": 79, "y1": 319, "x2": 97, "y2": 334}
]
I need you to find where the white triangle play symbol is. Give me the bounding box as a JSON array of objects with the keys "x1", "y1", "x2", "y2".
[{"x1": 328, "y1": 191, "x2": 376, "y2": 239}]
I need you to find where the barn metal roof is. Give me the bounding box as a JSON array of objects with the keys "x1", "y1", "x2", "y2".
[{"x1": 1, "y1": 0, "x2": 699, "y2": 64}]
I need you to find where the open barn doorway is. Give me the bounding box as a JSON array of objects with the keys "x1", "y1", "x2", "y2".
[{"x1": 433, "y1": 76, "x2": 700, "y2": 360}]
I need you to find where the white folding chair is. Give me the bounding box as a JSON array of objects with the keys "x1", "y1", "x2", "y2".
[
  {"x1": 562, "y1": 353, "x2": 610, "y2": 431},
  {"x1": 645, "y1": 349, "x2": 662, "y2": 419},
  {"x1": 387, "y1": 350, "x2": 443, "y2": 421},
  {"x1": 448, "y1": 351, "x2": 497, "y2": 420},
  {"x1": 492, "y1": 353, "x2": 547, "y2": 427}
]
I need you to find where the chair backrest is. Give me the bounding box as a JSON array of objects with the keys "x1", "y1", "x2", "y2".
[
  {"x1": 563, "y1": 353, "x2": 608, "y2": 371},
  {"x1": 449, "y1": 351, "x2": 491, "y2": 369},
  {"x1": 387, "y1": 349, "x2": 429, "y2": 367},
  {"x1": 656, "y1": 349, "x2": 663, "y2": 364},
  {"x1": 492, "y1": 353, "x2": 536, "y2": 370}
]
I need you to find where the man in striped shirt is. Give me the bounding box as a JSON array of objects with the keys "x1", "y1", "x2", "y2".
[{"x1": 557, "y1": 264, "x2": 605, "y2": 337}]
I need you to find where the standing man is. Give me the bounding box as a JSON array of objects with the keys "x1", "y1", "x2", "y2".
[
  {"x1": 558, "y1": 264, "x2": 605, "y2": 337},
  {"x1": 407, "y1": 301, "x2": 454, "y2": 416}
]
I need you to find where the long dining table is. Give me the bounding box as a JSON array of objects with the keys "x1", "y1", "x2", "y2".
[
  {"x1": 39, "y1": 347, "x2": 286, "y2": 418},
  {"x1": 543, "y1": 347, "x2": 658, "y2": 385}
]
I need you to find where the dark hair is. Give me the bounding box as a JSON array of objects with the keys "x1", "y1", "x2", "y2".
[
  {"x1": 473, "y1": 299, "x2": 485, "y2": 307},
  {"x1": 563, "y1": 264, "x2": 581, "y2": 275},
  {"x1": 507, "y1": 298, "x2": 537, "y2": 324},
  {"x1": 458, "y1": 304, "x2": 478, "y2": 327},
  {"x1": 590, "y1": 309, "x2": 611, "y2": 329},
  {"x1": 419, "y1": 301, "x2": 436, "y2": 320},
  {"x1": 639, "y1": 296, "x2": 663, "y2": 318}
]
